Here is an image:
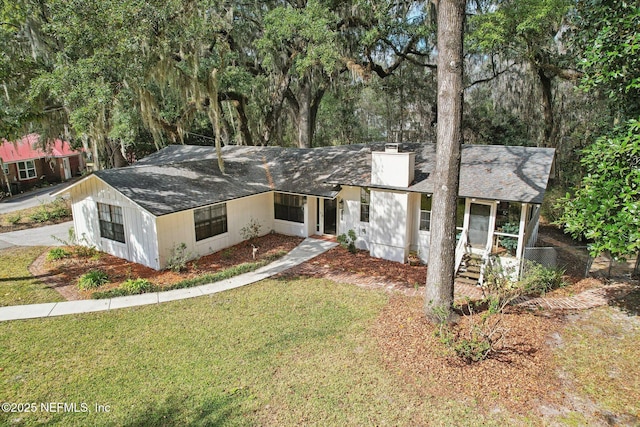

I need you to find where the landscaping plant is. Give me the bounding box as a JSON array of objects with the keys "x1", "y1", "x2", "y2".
[
  {"x1": 77, "y1": 270, "x2": 109, "y2": 290},
  {"x1": 337, "y1": 229, "x2": 357, "y2": 254}
]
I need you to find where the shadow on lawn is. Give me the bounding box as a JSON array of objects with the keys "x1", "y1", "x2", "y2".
[
  {"x1": 123, "y1": 393, "x2": 245, "y2": 427},
  {"x1": 608, "y1": 285, "x2": 640, "y2": 316}
]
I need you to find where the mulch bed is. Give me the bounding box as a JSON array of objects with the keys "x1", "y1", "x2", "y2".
[
  {"x1": 370, "y1": 295, "x2": 565, "y2": 416},
  {"x1": 30, "y1": 234, "x2": 303, "y2": 300},
  {"x1": 283, "y1": 245, "x2": 427, "y2": 289}
]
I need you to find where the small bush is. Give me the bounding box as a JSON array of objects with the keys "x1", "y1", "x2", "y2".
[
  {"x1": 77, "y1": 270, "x2": 109, "y2": 290},
  {"x1": 166, "y1": 242, "x2": 192, "y2": 272},
  {"x1": 337, "y1": 229, "x2": 357, "y2": 253},
  {"x1": 519, "y1": 261, "x2": 565, "y2": 295},
  {"x1": 240, "y1": 217, "x2": 262, "y2": 241},
  {"x1": 121, "y1": 278, "x2": 155, "y2": 295},
  {"x1": 47, "y1": 248, "x2": 71, "y2": 261},
  {"x1": 6, "y1": 213, "x2": 21, "y2": 225}
]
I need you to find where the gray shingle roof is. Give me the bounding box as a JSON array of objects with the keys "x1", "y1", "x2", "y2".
[{"x1": 88, "y1": 142, "x2": 554, "y2": 216}]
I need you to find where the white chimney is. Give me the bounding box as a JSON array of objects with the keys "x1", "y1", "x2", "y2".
[{"x1": 371, "y1": 144, "x2": 416, "y2": 187}]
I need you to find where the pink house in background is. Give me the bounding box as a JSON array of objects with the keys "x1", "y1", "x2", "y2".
[{"x1": 0, "y1": 134, "x2": 85, "y2": 193}]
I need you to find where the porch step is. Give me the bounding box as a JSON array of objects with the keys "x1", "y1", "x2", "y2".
[
  {"x1": 456, "y1": 253, "x2": 484, "y2": 285},
  {"x1": 456, "y1": 277, "x2": 479, "y2": 286},
  {"x1": 459, "y1": 271, "x2": 480, "y2": 280}
]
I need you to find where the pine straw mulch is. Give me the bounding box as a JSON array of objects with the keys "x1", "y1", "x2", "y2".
[
  {"x1": 370, "y1": 294, "x2": 566, "y2": 416},
  {"x1": 283, "y1": 245, "x2": 427, "y2": 290},
  {"x1": 30, "y1": 234, "x2": 304, "y2": 300}
]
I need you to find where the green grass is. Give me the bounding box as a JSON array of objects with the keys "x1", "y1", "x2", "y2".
[
  {"x1": 555, "y1": 307, "x2": 640, "y2": 418},
  {"x1": 0, "y1": 278, "x2": 516, "y2": 426},
  {"x1": 0, "y1": 247, "x2": 64, "y2": 307}
]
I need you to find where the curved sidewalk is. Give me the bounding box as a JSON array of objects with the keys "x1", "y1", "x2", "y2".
[{"x1": 0, "y1": 237, "x2": 337, "y2": 322}]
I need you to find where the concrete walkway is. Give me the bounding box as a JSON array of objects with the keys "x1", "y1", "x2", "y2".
[
  {"x1": 0, "y1": 237, "x2": 337, "y2": 322},
  {"x1": 0, "y1": 221, "x2": 72, "y2": 250}
]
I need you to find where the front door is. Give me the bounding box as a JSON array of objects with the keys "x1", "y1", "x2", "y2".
[
  {"x1": 468, "y1": 203, "x2": 491, "y2": 249},
  {"x1": 63, "y1": 158, "x2": 72, "y2": 180},
  {"x1": 323, "y1": 198, "x2": 337, "y2": 235}
]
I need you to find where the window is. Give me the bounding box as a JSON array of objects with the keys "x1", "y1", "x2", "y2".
[
  {"x1": 17, "y1": 160, "x2": 36, "y2": 180},
  {"x1": 495, "y1": 201, "x2": 522, "y2": 232},
  {"x1": 98, "y1": 203, "x2": 125, "y2": 243},
  {"x1": 360, "y1": 187, "x2": 370, "y2": 222},
  {"x1": 194, "y1": 203, "x2": 228, "y2": 241},
  {"x1": 419, "y1": 194, "x2": 432, "y2": 231},
  {"x1": 455, "y1": 198, "x2": 466, "y2": 229},
  {"x1": 274, "y1": 193, "x2": 305, "y2": 223},
  {"x1": 2, "y1": 162, "x2": 8, "y2": 175}
]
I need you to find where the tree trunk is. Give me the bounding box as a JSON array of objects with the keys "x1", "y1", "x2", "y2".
[
  {"x1": 537, "y1": 65, "x2": 556, "y2": 148},
  {"x1": 296, "y1": 75, "x2": 312, "y2": 148},
  {"x1": 424, "y1": 0, "x2": 465, "y2": 323}
]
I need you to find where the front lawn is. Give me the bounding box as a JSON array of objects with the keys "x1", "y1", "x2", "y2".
[
  {"x1": 0, "y1": 246, "x2": 64, "y2": 307},
  {"x1": 0, "y1": 278, "x2": 519, "y2": 426}
]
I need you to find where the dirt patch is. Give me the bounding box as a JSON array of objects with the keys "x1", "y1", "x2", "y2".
[
  {"x1": 370, "y1": 294, "x2": 565, "y2": 416},
  {"x1": 31, "y1": 234, "x2": 303, "y2": 300}
]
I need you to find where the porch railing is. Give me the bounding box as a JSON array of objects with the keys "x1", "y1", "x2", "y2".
[
  {"x1": 454, "y1": 228, "x2": 469, "y2": 272},
  {"x1": 523, "y1": 205, "x2": 541, "y2": 250}
]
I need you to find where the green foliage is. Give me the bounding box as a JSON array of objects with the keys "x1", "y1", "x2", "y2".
[
  {"x1": 46, "y1": 247, "x2": 71, "y2": 261},
  {"x1": 541, "y1": 185, "x2": 569, "y2": 224},
  {"x1": 573, "y1": 0, "x2": 640, "y2": 115},
  {"x1": 6, "y1": 213, "x2": 21, "y2": 225},
  {"x1": 240, "y1": 217, "x2": 262, "y2": 241},
  {"x1": 519, "y1": 261, "x2": 565, "y2": 295},
  {"x1": 499, "y1": 222, "x2": 520, "y2": 253},
  {"x1": 166, "y1": 243, "x2": 193, "y2": 273},
  {"x1": 28, "y1": 198, "x2": 71, "y2": 223},
  {"x1": 121, "y1": 278, "x2": 155, "y2": 295},
  {"x1": 77, "y1": 270, "x2": 109, "y2": 290},
  {"x1": 337, "y1": 229, "x2": 357, "y2": 254},
  {"x1": 559, "y1": 119, "x2": 640, "y2": 259}
]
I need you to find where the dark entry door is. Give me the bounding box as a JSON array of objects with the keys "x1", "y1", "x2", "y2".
[{"x1": 323, "y1": 198, "x2": 337, "y2": 235}]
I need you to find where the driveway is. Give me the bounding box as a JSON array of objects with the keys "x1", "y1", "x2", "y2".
[
  {"x1": 0, "y1": 221, "x2": 72, "y2": 250},
  {"x1": 0, "y1": 181, "x2": 72, "y2": 214}
]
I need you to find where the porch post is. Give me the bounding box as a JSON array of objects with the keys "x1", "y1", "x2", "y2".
[{"x1": 516, "y1": 203, "x2": 528, "y2": 259}]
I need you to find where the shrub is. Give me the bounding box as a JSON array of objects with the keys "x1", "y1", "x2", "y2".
[
  {"x1": 29, "y1": 198, "x2": 71, "y2": 223},
  {"x1": 240, "y1": 217, "x2": 262, "y2": 241},
  {"x1": 519, "y1": 261, "x2": 565, "y2": 295},
  {"x1": 77, "y1": 270, "x2": 109, "y2": 290},
  {"x1": 121, "y1": 278, "x2": 155, "y2": 295},
  {"x1": 47, "y1": 247, "x2": 71, "y2": 261},
  {"x1": 6, "y1": 213, "x2": 21, "y2": 225},
  {"x1": 337, "y1": 229, "x2": 357, "y2": 253},
  {"x1": 166, "y1": 242, "x2": 193, "y2": 272}
]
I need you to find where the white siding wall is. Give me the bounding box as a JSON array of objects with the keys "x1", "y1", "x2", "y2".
[
  {"x1": 338, "y1": 186, "x2": 370, "y2": 250},
  {"x1": 409, "y1": 192, "x2": 431, "y2": 263},
  {"x1": 369, "y1": 189, "x2": 410, "y2": 262},
  {"x1": 156, "y1": 192, "x2": 274, "y2": 269},
  {"x1": 69, "y1": 176, "x2": 160, "y2": 269}
]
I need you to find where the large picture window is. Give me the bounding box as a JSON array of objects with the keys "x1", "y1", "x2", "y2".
[
  {"x1": 17, "y1": 160, "x2": 36, "y2": 180},
  {"x1": 360, "y1": 187, "x2": 370, "y2": 222},
  {"x1": 194, "y1": 203, "x2": 228, "y2": 241},
  {"x1": 274, "y1": 193, "x2": 304, "y2": 223},
  {"x1": 419, "y1": 194, "x2": 432, "y2": 231},
  {"x1": 98, "y1": 203, "x2": 125, "y2": 243}
]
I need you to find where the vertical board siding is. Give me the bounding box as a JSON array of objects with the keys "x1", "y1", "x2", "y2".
[
  {"x1": 156, "y1": 192, "x2": 275, "y2": 269},
  {"x1": 69, "y1": 176, "x2": 160, "y2": 269}
]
